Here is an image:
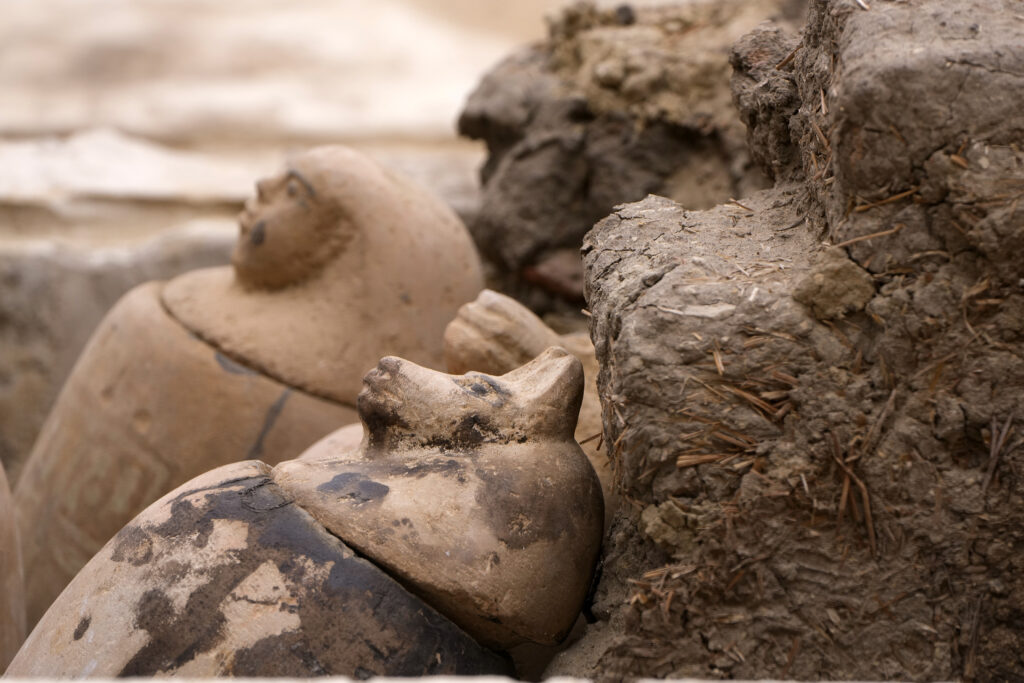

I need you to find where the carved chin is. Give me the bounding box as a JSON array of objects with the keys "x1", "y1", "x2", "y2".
[
  {"x1": 231, "y1": 239, "x2": 289, "y2": 289},
  {"x1": 232, "y1": 248, "x2": 310, "y2": 291}
]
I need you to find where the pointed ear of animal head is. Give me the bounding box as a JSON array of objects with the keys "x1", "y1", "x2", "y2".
[{"x1": 501, "y1": 347, "x2": 584, "y2": 441}]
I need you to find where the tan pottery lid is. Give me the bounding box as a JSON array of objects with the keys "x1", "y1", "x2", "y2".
[
  {"x1": 162, "y1": 145, "x2": 484, "y2": 404},
  {"x1": 273, "y1": 347, "x2": 605, "y2": 648}
]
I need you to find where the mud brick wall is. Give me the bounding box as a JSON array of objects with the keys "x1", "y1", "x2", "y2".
[{"x1": 583, "y1": 0, "x2": 1024, "y2": 679}]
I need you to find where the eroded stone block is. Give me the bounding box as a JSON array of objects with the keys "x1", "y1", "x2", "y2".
[{"x1": 581, "y1": 1, "x2": 1024, "y2": 678}]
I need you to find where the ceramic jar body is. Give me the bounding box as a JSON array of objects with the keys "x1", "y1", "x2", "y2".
[
  {"x1": 15, "y1": 282, "x2": 356, "y2": 626},
  {"x1": 7, "y1": 462, "x2": 512, "y2": 677},
  {"x1": 1, "y1": 461, "x2": 25, "y2": 672}
]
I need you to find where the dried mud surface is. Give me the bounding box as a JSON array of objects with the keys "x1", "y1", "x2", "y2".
[
  {"x1": 576, "y1": 0, "x2": 1024, "y2": 680},
  {"x1": 459, "y1": 0, "x2": 807, "y2": 311}
]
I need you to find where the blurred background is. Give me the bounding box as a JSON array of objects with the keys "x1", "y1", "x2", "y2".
[
  {"x1": 0, "y1": 0, "x2": 572, "y2": 242},
  {"x1": 0, "y1": 0, "x2": 569, "y2": 481}
]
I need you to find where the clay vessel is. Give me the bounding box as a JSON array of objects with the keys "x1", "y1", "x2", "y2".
[
  {"x1": 163, "y1": 145, "x2": 484, "y2": 402},
  {"x1": 444, "y1": 289, "x2": 616, "y2": 524},
  {"x1": 14, "y1": 146, "x2": 484, "y2": 628},
  {"x1": 6, "y1": 461, "x2": 513, "y2": 678},
  {"x1": 1, "y1": 461, "x2": 25, "y2": 672},
  {"x1": 275, "y1": 346, "x2": 605, "y2": 648},
  {"x1": 7, "y1": 349, "x2": 602, "y2": 676}
]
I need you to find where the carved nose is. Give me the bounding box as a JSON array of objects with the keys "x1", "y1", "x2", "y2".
[
  {"x1": 237, "y1": 203, "x2": 255, "y2": 230},
  {"x1": 255, "y1": 177, "x2": 274, "y2": 200}
]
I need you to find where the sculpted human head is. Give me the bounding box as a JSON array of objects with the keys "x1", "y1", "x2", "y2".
[
  {"x1": 232, "y1": 149, "x2": 354, "y2": 289},
  {"x1": 357, "y1": 347, "x2": 584, "y2": 451}
]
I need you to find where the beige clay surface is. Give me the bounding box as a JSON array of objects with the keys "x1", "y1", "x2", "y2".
[
  {"x1": 296, "y1": 423, "x2": 365, "y2": 463},
  {"x1": 444, "y1": 290, "x2": 616, "y2": 525}
]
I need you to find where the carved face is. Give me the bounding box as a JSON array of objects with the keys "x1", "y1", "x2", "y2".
[
  {"x1": 357, "y1": 347, "x2": 584, "y2": 451},
  {"x1": 232, "y1": 154, "x2": 351, "y2": 289}
]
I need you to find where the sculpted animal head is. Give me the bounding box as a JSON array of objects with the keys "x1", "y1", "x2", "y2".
[
  {"x1": 357, "y1": 346, "x2": 584, "y2": 451},
  {"x1": 232, "y1": 147, "x2": 357, "y2": 290},
  {"x1": 287, "y1": 347, "x2": 601, "y2": 647}
]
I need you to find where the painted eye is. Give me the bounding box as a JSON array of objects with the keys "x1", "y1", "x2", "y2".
[
  {"x1": 465, "y1": 381, "x2": 495, "y2": 398},
  {"x1": 452, "y1": 375, "x2": 509, "y2": 407}
]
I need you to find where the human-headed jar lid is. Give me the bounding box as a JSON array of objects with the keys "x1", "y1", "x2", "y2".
[{"x1": 162, "y1": 145, "x2": 484, "y2": 404}]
